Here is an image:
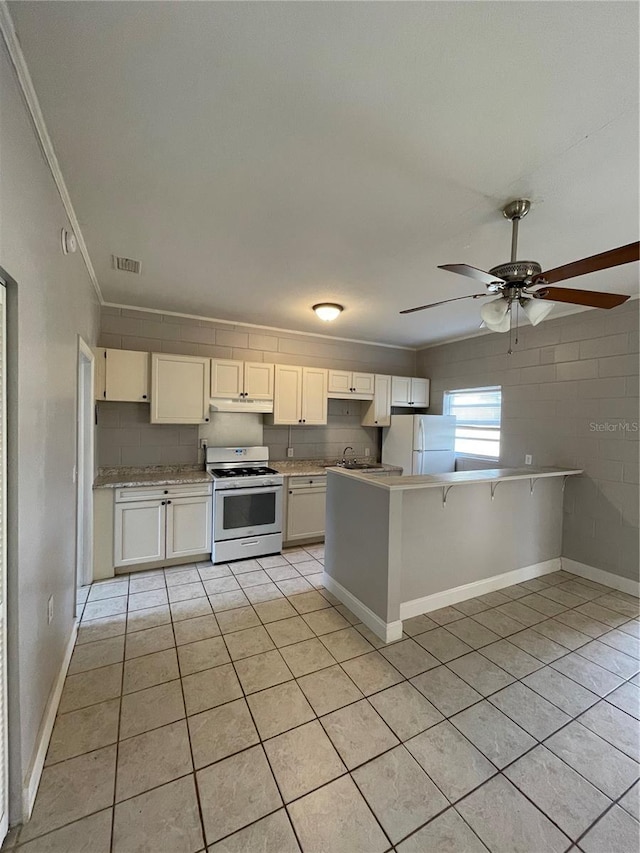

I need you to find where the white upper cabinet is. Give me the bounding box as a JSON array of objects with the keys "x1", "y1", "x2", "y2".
[
  {"x1": 391, "y1": 376, "x2": 430, "y2": 408},
  {"x1": 391, "y1": 376, "x2": 412, "y2": 406},
  {"x1": 211, "y1": 359, "x2": 274, "y2": 401},
  {"x1": 301, "y1": 367, "x2": 328, "y2": 424},
  {"x1": 411, "y1": 377, "x2": 430, "y2": 407},
  {"x1": 327, "y1": 369, "x2": 374, "y2": 399},
  {"x1": 244, "y1": 362, "x2": 274, "y2": 400},
  {"x1": 272, "y1": 365, "x2": 304, "y2": 424},
  {"x1": 210, "y1": 359, "x2": 244, "y2": 398},
  {"x1": 361, "y1": 374, "x2": 392, "y2": 427},
  {"x1": 270, "y1": 365, "x2": 327, "y2": 425},
  {"x1": 94, "y1": 348, "x2": 150, "y2": 402},
  {"x1": 151, "y1": 353, "x2": 210, "y2": 424}
]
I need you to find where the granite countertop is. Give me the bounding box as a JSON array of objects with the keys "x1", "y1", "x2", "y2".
[
  {"x1": 272, "y1": 459, "x2": 402, "y2": 477},
  {"x1": 94, "y1": 465, "x2": 213, "y2": 489},
  {"x1": 330, "y1": 465, "x2": 583, "y2": 492}
]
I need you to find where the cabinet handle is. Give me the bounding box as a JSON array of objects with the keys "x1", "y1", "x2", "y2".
[
  {"x1": 167, "y1": 500, "x2": 172, "y2": 505},
  {"x1": 289, "y1": 490, "x2": 293, "y2": 494},
  {"x1": 205, "y1": 417, "x2": 209, "y2": 422},
  {"x1": 302, "y1": 419, "x2": 306, "y2": 423},
  {"x1": 142, "y1": 394, "x2": 147, "y2": 399},
  {"x1": 161, "y1": 501, "x2": 166, "y2": 505},
  {"x1": 164, "y1": 490, "x2": 169, "y2": 494}
]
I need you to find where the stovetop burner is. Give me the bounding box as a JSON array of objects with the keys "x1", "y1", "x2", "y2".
[{"x1": 211, "y1": 466, "x2": 279, "y2": 478}]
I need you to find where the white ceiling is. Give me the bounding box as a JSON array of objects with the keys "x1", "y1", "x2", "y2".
[{"x1": 9, "y1": 1, "x2": 640, "y2": 347}]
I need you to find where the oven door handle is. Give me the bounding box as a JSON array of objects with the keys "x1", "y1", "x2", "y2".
[
  {"x1": 216, "y1": 485, "x2": 282, "y2": 496},
  {"x1": 240, "y1": 540, "x2": 260, "y2": 546}
]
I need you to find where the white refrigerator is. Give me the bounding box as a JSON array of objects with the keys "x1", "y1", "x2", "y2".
[{"x1": 382, "y1": 415, "x2": 456, "y2": 475}]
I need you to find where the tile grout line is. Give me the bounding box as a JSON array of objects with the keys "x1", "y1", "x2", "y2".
[
  {"x1": 32, "y1": 563, "x2": 638, "y2": 851},
  {"x1": 167, "y1": 602, "x2": 208, "y2": 853},
  {"x1": 110, "y1": 572, "x2": 130, "y2": 853}
]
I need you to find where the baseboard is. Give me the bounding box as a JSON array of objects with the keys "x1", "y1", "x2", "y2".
[
  {"x1": 322, "y1": 573, "x2": 403, "y2": 643},
  {"x1": 399, "y1": 558, "x2": 561, "y2": 620},
  {"x1": 562, "y1": 558, "x2": 640, "y2": 597},
  {"x1": 22, "y1": 619, "x2": 78, "y2": 820}
]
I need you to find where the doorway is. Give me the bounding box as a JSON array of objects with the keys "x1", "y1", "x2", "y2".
[
  {"x1": 0, "y1": 282, "x2": 7, "y2": 843},
  {"x1": 76, "y1": 339, "x2": 94, "y2": 599}
]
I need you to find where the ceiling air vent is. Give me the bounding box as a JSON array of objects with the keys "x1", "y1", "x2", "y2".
[{"x1": 113, "y1": 255, "x2": 141, "y2": 274}]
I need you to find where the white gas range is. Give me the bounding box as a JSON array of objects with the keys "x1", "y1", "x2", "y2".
[{"x1": 206, "y1": 446, "x2": 284, "y2": 564}]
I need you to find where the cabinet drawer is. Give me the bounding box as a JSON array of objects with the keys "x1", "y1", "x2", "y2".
[
  {"x1": 115, "y1": 482, "x2": 212, "y2": 503},
  {"x1": 287, "y1": 476, "x2": 327, "y2": 490}
]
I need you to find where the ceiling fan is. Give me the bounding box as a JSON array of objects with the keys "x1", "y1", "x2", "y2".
[{"x1": 401, "y1": 199, "x2": 638, "y2": 340}]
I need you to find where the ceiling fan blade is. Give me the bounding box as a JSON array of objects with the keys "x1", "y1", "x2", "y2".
[
  {"x1": 533, "y1": 286, "x2": 630, "y2": 309},
  {"x1": 400, "y1": 293, "x2": 488, "y2": 314},
  {"x1": 533, "y1": 241, "x2": 640, "y2": 285},
  {"x1": 438, "y1": 264, "x2": 506, "y2": 286}
]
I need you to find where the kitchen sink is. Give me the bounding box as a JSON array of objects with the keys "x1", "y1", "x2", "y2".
[{"x1": 330, "y1": 461, "x2": 384, "y2": 470}]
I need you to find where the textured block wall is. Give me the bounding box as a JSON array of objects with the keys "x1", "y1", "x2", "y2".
[
  {"x1": 416, "y1": 300, "x2": 639, "y2": 581},
  {"x1": 97, "y1": 306, "x2": 415, "y2": 465}
]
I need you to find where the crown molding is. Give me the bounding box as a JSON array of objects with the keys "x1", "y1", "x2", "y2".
[{"x1": 0, "y1": 2, "x2": 103, "y2": 304}]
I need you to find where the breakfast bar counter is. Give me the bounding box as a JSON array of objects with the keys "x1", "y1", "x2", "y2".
[{"x1": 324, "y1": 466, "x2": 582, "y2": 641}]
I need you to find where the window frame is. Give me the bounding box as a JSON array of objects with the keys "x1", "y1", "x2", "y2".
[{"x1": 443, "y1": 385, "x2": 502, "y2": 460}]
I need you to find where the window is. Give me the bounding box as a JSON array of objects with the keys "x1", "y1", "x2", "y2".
[{"x1": 444, "y1": 386, "x2": 502, "y2": 459}]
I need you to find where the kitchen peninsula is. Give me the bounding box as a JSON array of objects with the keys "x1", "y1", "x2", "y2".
[{"x1": 324, "y1": 466, "x2": 582, "y2": 642}]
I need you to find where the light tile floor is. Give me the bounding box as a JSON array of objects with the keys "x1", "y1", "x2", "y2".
[{"x1": 5, "y1": 551, "x2": 640, "y2": 852}]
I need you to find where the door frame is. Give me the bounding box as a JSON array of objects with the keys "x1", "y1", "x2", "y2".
[{"x1": 76, "y1": 338, "x2": 94, "y2": 597}]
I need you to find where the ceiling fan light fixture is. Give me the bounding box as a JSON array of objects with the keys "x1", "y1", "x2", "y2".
[
  {"x1": 522, "y1": 298, "x2": 555, "y2": 326},
  {"x1": 313, "y1": 303, "x2": 343, "y2": 322},
  {"x1": 480, "y1": 297, "x2": 511, "y2": 333}
]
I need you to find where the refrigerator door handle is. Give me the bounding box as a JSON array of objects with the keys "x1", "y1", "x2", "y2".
[{"x1": 418, "y1": 418, "x2": 425, "y2": 453}]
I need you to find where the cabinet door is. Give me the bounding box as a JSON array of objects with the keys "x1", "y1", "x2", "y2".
[
  {"x1": 286, "y1": 486, "x2": 326, "y2": 542},
  {"x1": 114, "y1": 500, "x2": 165, "y2": 567},
  {"x1": 391, "y1": 376, "x2": 412, "y2": 406},
  {"x1": 211, "y1": 359, "x2": 243, "y2": 398},
  {"x1": 273, "y1": 365, "x2": 303, "y2": 424},
  {"x1": 373, "y1": 374, "x2": 392, "y2": 425},
  {"x1": 352, "y1": 372, "x2": 375, "y2": 396},
  {"x1": 105, "y1": 349, "x2": 150, "y2": 402},
  {"x1": 411, "y1": 377, "x2": 430, "y2": 407},
  {"x1": 244, "y1": 362, "x2": 274, "y2": 400},
  {"x1": 327, "y1": 370, "x2": 352, "y2": 395},
  {"x1": 165, "y1": 496, "x2": 212, "y2": 560},
  {"x1": 301, "y1": 368, "x2": 328, "y2": 425},
  {"x1": 151, "y1": 354, "x2": 210, "y2": 424}
]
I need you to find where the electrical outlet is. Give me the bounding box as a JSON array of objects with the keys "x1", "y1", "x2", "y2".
[
  {"x1": 199, "y1": 439, "x2": 208, "y2": 449},
  {"x1": 47, "y1": 595, "x2": 54, "y2": 625},
  {"x1": 287, "y1": 447, "x2": 294, "y2": 458},
  {"x1": 364, "y1": 448, "x2": 370, "y2": 457},
  {"x1": 525, "y1": 454, "x2": 533, "y2": 465}
]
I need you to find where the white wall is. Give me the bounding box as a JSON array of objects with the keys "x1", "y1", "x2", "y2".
[{"x1": 0, "y1": 36, "x2": 99, "y2": 820}]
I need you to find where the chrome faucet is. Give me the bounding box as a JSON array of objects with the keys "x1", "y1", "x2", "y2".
[{"x1": 341, "y1": 446, "x2": 356, "y2": 463}]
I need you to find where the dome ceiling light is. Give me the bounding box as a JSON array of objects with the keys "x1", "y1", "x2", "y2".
[{"x1": 313, "y1": 303, "x2": 343, "y2": 322}]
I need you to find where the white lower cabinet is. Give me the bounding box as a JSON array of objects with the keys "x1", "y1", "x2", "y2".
[
  {"x1": 114, "y1": 500, "x2": 165, "y2": 567},
  {"x1": 114, "y1": 484, "x2": 212, "y2": 568},
  {"x1": 166, "y1": 496, "x2": 212, "y2": 560},
  {"x1": 285, "y1": 476, "x2": 327, "y2": 544}
]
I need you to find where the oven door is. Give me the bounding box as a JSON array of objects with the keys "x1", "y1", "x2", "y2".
[{"x1": 214, "y1": 485, "x2": 282, "y2": 541}]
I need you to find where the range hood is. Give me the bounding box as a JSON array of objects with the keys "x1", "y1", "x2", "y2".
[{"x1": 209, "y1": 398, "x2": 274, "y2": 414}]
